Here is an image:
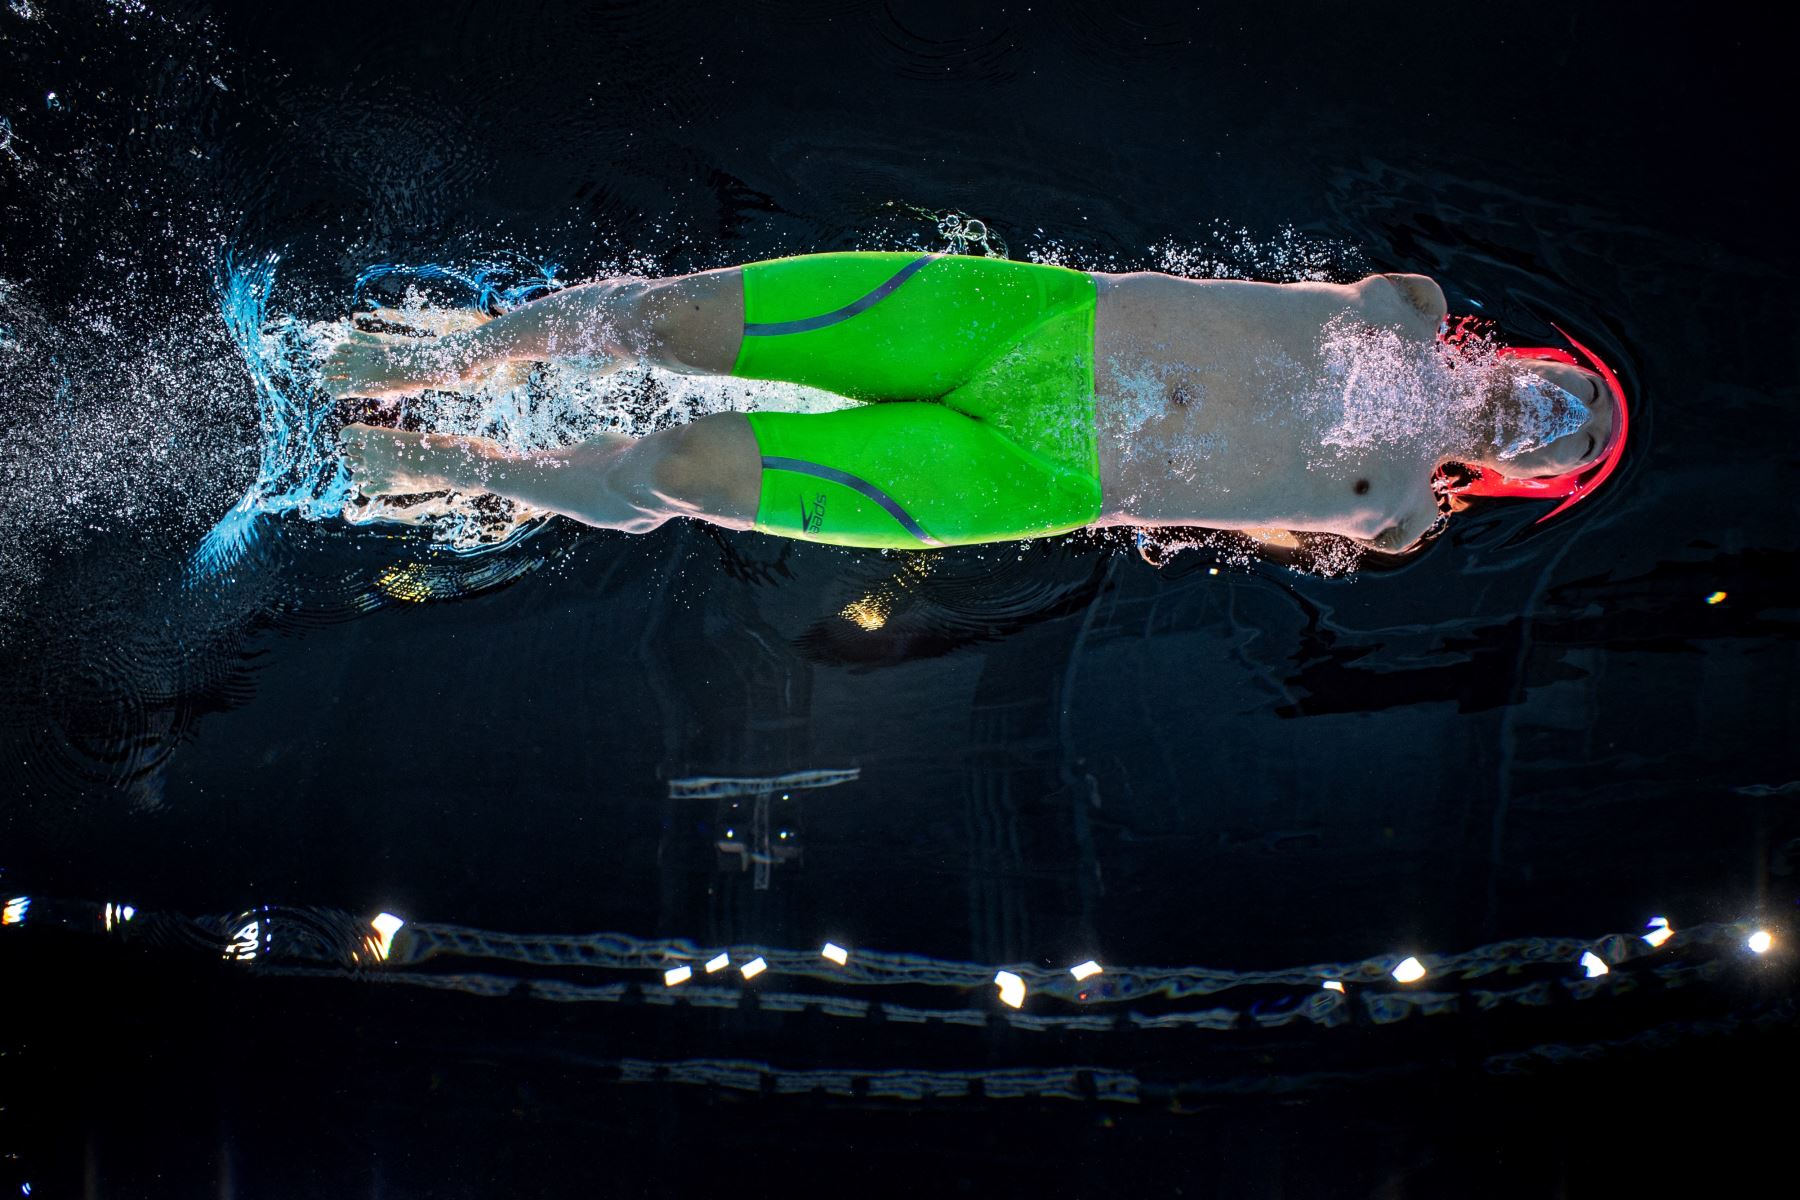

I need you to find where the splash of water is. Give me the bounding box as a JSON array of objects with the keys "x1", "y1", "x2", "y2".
[
  {"x1": 1494, "y1": 372, "x2": 1589, "y2": 461},
  {"x1": 1311, "y1": 311, "x2": 1518, "y2": 465},
  {"x1": 191, "y1": 252, "x2": 352, "y2": 579},
  {"x1": 194, "y1": 252, "x2": 860, "y2": 577}
]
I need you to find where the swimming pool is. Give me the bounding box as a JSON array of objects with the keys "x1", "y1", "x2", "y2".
[{"x1": 2, "y1": 1, "x2": 1795, "y2": 1193}]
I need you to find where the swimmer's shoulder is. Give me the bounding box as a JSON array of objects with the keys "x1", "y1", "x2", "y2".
[
  {"x1": 1362, "y1": 273, "x2": 1448, "y2": 333},
  {"x1": 1364, "y1": 495, "x2": 1448, "y2": 555}
]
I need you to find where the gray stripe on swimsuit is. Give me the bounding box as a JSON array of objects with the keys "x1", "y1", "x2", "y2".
[
  {"x1": 742, "y1": 254, "x2": 941, "y2": 337},
  {"x1": 761, "y1": 455, "x2": 944, "y2": 547}
]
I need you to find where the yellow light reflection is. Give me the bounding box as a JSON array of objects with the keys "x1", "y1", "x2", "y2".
[
  {"x1": 1580, "y1": 951, "x2": 1610, "y2": 978},
  {"x1": 993, "y1": 970, "x2": 1026, "y2": 1008},
  {"x1": 375, "y1": 563, "x2": 439, "y2": 603},
  {"x1": 1704, "y1": 591, "x2": 1727, "y2": 605},
  {"x1": 367, "y1": 912, "x2": 405, "y2": 962},
  {"x1": 1642, "y1": 916, "x2": 1674, "y2": 948},
  {"x1": 705, "y1": 953, "x2": 729, "y2": 973},
  {"x1": 1748, "y1": 930, "x2": 1773, "y2": 954},
  {"x1": 840, "y1": 595, "x2": 890, "y2": 632},
  {"x1": 1322, "y1": 980, "x2": 1345, "y2": 993},
  {"x1": 740, "y1": 956, "x2": 767, "y2": 980},
  {"x1": 663, "y1": 965, "x2": 692, "y2": 986},
  {"x1": 1391, "y1": 956, "x2": 1426, "y2": 983},
  {"x1": 1069, "y1": 960, "x2": 1102, "y2": 981},
  {"x1": 820, "y1": 943, "x2": 848, "y2": 965},
  {"x1": 2, "y1": 896, "x2": 29, "y2": 926}
]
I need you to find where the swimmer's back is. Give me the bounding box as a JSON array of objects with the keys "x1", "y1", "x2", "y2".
[{"x1": 1091, "y1": 272, "x2": 1447, "y2": 544}]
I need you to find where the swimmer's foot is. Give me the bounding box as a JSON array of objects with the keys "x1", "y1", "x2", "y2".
[
  {"x1": 323, "y1": 306, "x2": 493, "y2": 400},
  {"x1": 339, "y1": 423, "x2": 459, "y2": 497},
  {"x1": 342, "y1": 489, "x2": 456, "y2": 529},
  {"x1": 343, "y1": 488, "x2": 546, "y2": 550}
]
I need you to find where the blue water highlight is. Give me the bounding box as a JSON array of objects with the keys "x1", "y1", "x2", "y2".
[{"x1": 191, "y1": 252, "x2": 351, "y2": 580}]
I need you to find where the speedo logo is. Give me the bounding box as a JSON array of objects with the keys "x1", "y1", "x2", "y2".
[{"x1": 799, "y1": 491, "x2": 827, "y2": 534}]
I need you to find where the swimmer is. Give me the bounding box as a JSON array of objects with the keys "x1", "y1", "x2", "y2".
[{"x1": 327, "y1": 254, "x2": 1625, "y2": 553}]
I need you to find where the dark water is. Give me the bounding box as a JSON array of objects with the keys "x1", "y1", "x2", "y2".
[{"x1": 2, "y1": 1, "x2": 1796, "y2": 1194}]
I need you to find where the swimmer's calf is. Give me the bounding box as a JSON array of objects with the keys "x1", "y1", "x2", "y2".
[
  {"x1": 339, "y1": 412, "x2": 761, "y2": 535},
  {"x1": 323, "y1": 267, "x2": 745, "y2": 399}
]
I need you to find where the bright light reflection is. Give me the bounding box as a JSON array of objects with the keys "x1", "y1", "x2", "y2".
[
  {"x1": 1748, "y1": 930, "x2": 1773, "y2": 954},
  {"x1": 1069, "y1": 960, "x2": 1102, "y2": 981},
  {"x1": 368, "y1": 912, "x2": 405, "y2": 961},
  {"x1": 663, "y1": 965, "x2": 692, "y2": 986},
  {"x1": 1580, "y1": 951, "x2": 1610, "y2": 978},
  {"x1": 225, "y1": 921, "x2": 260, "y2": 962},
  {"x1": 705, "y1": 953, "x2": 729, "y2": 973},
  {"x1": 3, "y1": 897, "x2": 30, "y2": 926},
  {"x1": 994, "y1": 970, "x2": 1026, "y2": 1008},
  {"x1": 1391, "y1": 956, "x2": 1426, "y2": 983},
  {"x1": 821, "y1": 943, "x2": 848, "y2": 965},
  {"x1": 741, "y1": 956, "x2": 767, "y2": 979},
  {"x1": 1643, "y1": 916, "x2": 1674, "y2": 948},
  {"x1": 121, "y1": 906, "x2": 135, "y2": 921},
  {"x1": 1322, "y1": 980, "x2": 1345, "y2": 993},
  {"x1": 1705, "y1": 591, "x2": 1727, "y2": 605}
]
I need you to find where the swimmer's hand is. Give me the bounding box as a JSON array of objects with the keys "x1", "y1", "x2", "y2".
[
  {"x1": 340, "y1": 423, "x2": 464, "y2": 497},
  {"x1": 322, "y1": 308, "x2": 491, "y2": 399}
]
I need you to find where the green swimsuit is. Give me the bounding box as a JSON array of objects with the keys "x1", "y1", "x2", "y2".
[{"x1": 732, "y1": 252, "x2": 1103, "y2": 549}]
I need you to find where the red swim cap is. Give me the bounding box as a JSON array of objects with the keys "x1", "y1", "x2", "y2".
[{"x1": 1439, "y1": 322, "x2": 1630, "y2": 522}]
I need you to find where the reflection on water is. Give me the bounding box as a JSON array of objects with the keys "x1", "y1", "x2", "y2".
[{"x1": 0, "y1": 882, "x2": 1789, "y2": 1107}]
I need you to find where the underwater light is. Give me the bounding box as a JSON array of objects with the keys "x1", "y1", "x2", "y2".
[
  {"x1": 664, "y1": 965, "x2": 692, "y2": 986},
  {"x1": 1580, "y1": 951, "x2": 1610, "y2": 978},
  {"x1": 705, "y1": 953, "x2": 729, "y2": 973},
  {"x1": 1069, "y1": 960, "x2": 1102, "y2": 981},
  {"x1": 741, "y1": 956, "x2": 767, "y2": 980},
  {"x1": 367, "y1": 912, "x2": 405, "y2": 961},
  {"x1": 821, "y1": 943, "x2": 848, "y2": 965},
  {"x1": 1747, "y1": 930, "x2": 1773, "y2": 954},
  {"x1": 1643, "y1": 916, "x2": 1674, "y2": 948},
  {"x1": 1705, "y1": 591, "x2": 1727, "y2": 605},
  {"x1": 993, "y1": 971, "x2": 1026, "y2": 1008},
  {"x1": 1322, "y1": 980, "x2": 1345, "y2": 993},
  {"x1": 1391, "y1": 957, "x2": 1426, "y2": 983},
  {"x1": 2, "y1": 897, "x2": 28, "y2": 926}
]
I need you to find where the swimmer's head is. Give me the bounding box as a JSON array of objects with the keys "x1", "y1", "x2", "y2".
[
  {"x1": 1477, "y1": 360, "x2": 1613, "y2": 477},
  {"x1": 1440, "y1": 328, "x2": 1631, "y2": 522}
]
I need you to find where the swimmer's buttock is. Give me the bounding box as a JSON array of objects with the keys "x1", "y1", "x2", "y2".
[{"x1": 730, "y1": 252, "x2": 1102, "y2": 549}]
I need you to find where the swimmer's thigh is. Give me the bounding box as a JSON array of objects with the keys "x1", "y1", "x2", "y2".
[
  {"x1": 730, "y1": 252, "x2": 1093, "y2": 402},
  {"x1": 745, "y1": 403, "x2": 1101, "y2": 549}
]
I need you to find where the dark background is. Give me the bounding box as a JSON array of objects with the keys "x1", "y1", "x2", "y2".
[{"x1": 2, "y1": 0, "x2": 1796, "y2": 1194}]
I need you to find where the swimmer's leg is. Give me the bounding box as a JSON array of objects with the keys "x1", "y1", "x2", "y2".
[
  {"x1": 340, "y1": 411, "x2": 761, "y2": 534},
  {"x1": 325, "y1": 268, "x2": 745, "y2": 398}
]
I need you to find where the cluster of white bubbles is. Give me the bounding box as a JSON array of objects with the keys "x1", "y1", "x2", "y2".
[
  {"x1": 0, "y1": 272, "x2": 257, "y2": 623},
  {"x1": 1152, "y1": 221, "x2": 1354, "y2": 283},
  {"x1": 1308, "y1": 312, "x2": 1554, "y2": 470}
]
